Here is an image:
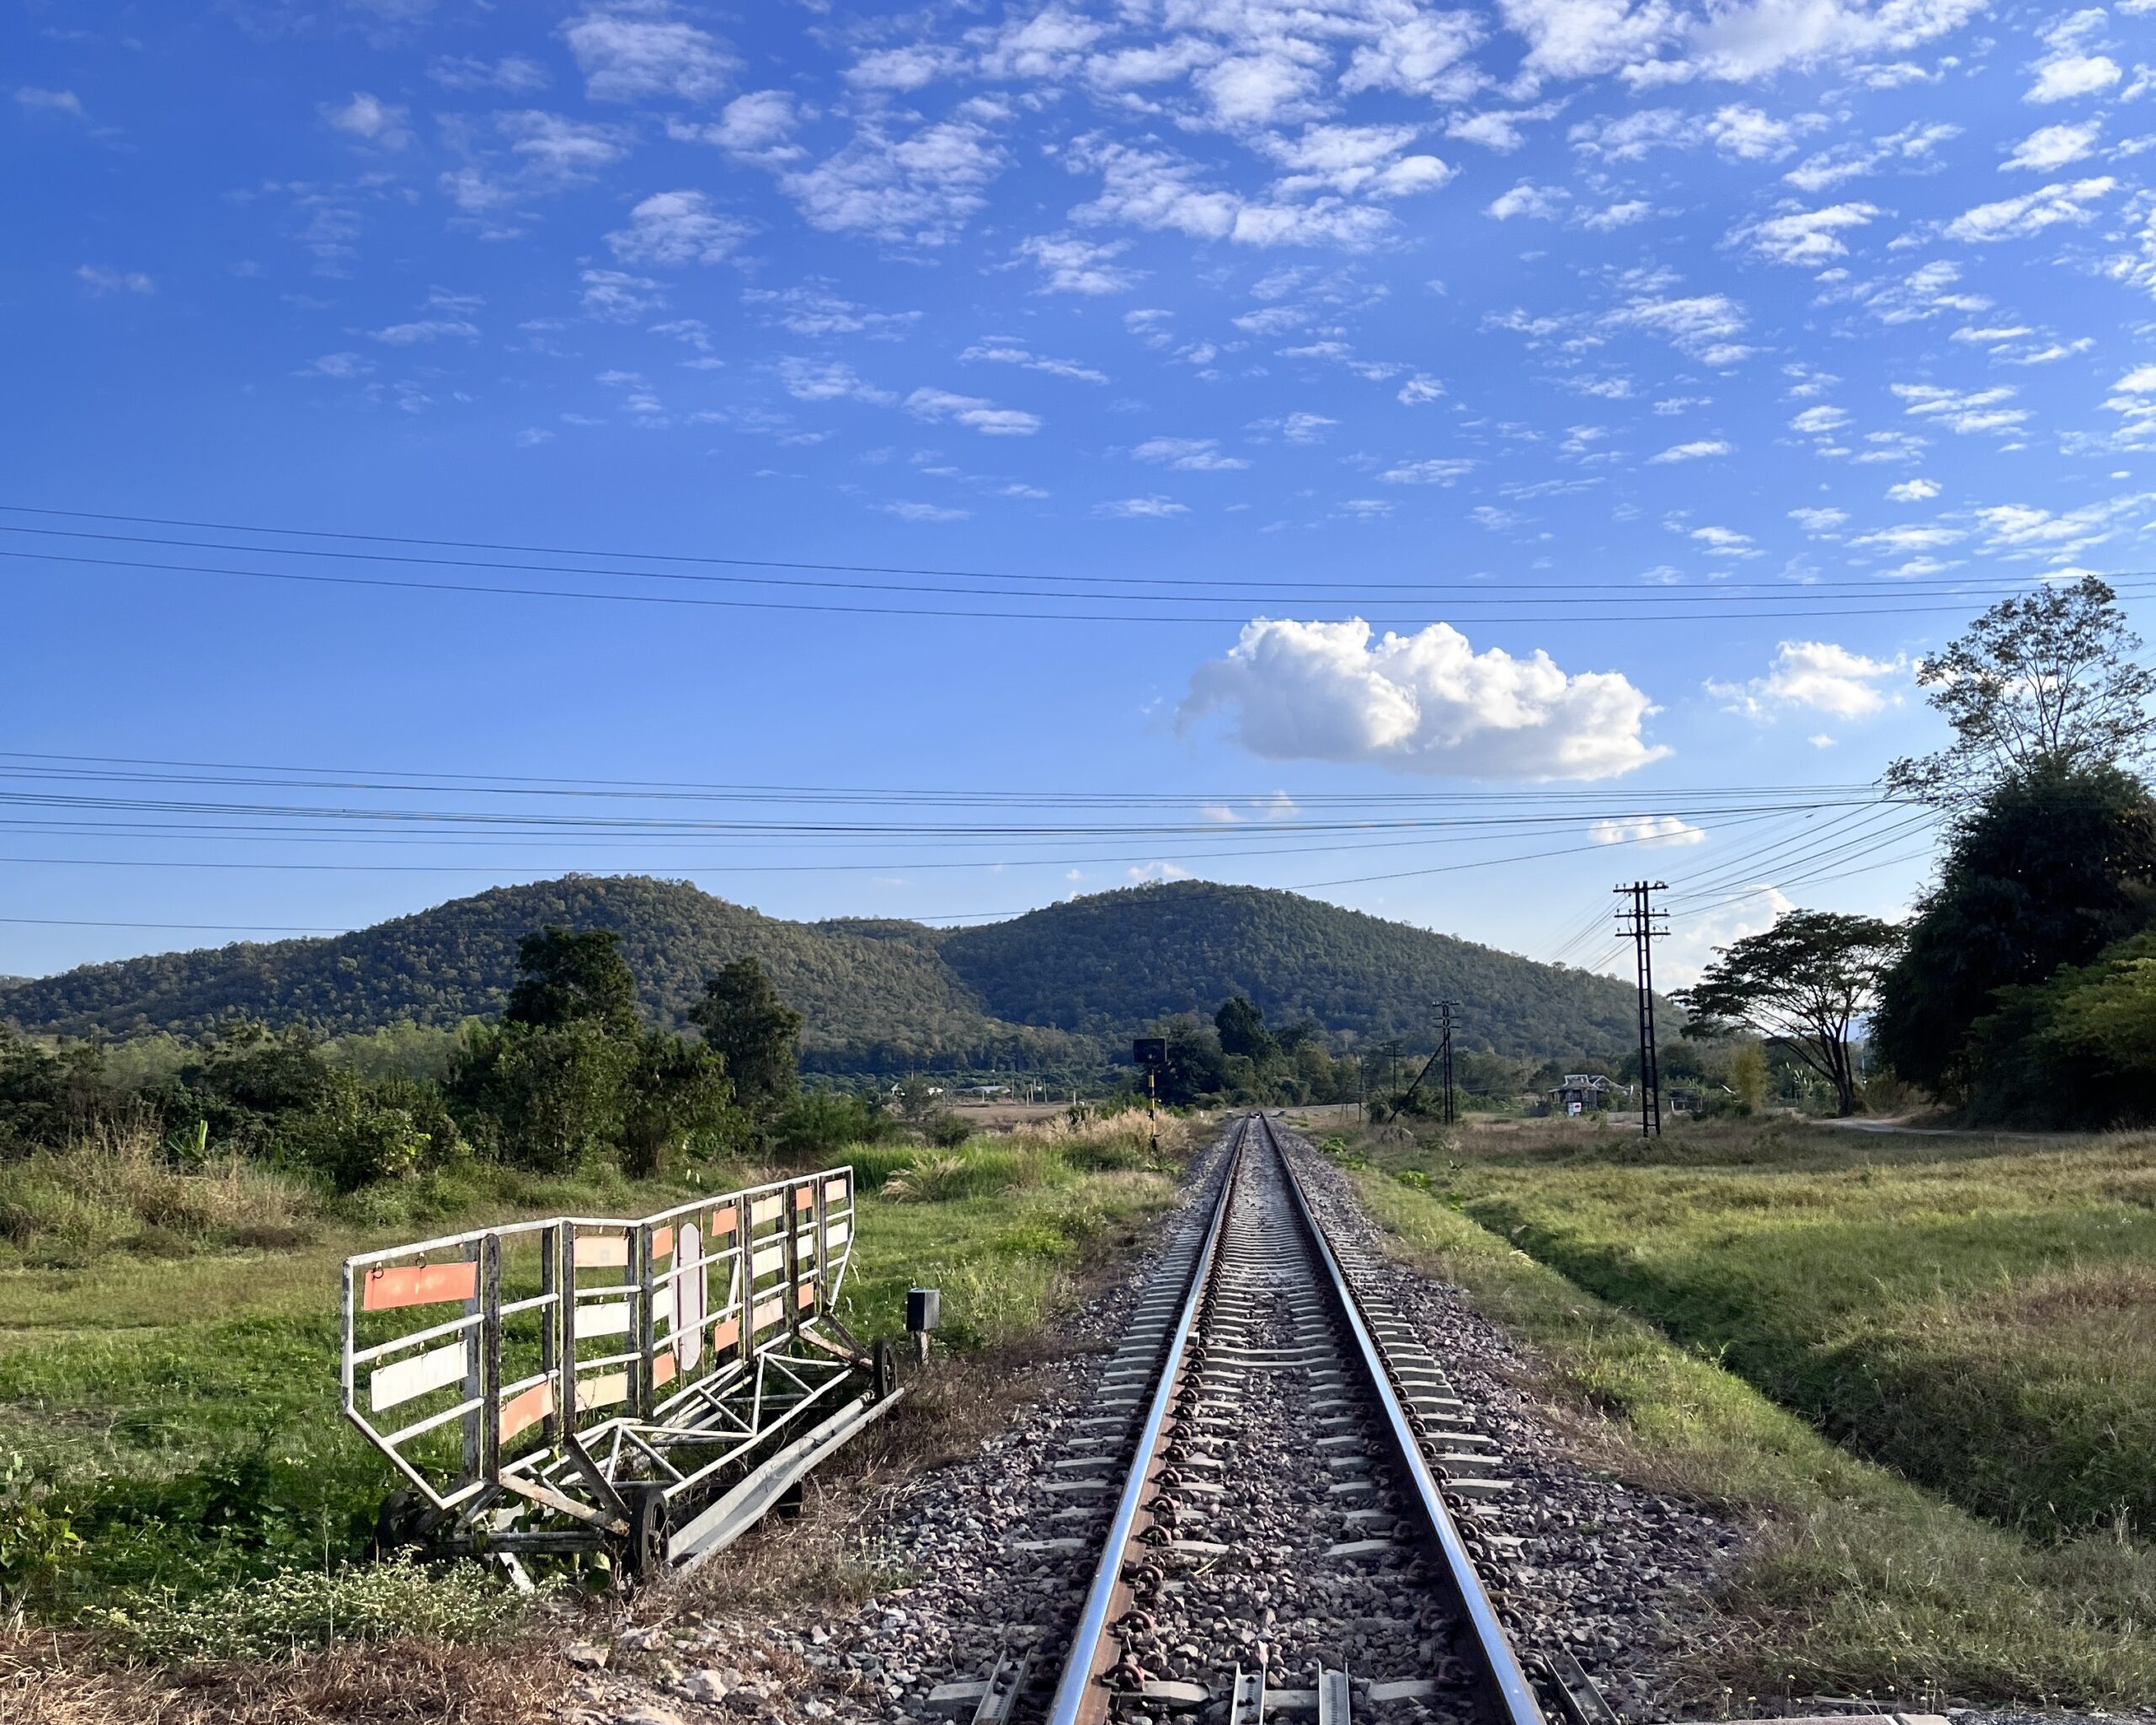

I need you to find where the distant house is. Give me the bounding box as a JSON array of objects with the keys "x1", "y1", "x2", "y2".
[
  {"x1": 1549, "y1": 1073, "x2": 1624, "y2": 1115},
  {"x1": 961, "y1": 1084, "x2": 1008, "y2": 1097}
]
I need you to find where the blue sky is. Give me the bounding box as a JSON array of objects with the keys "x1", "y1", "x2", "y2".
[{"x1": 5, "y1": 0, "x2": 2154, "y2": 989}]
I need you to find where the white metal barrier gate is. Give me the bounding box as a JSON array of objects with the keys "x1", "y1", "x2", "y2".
[{"x1": 340, "y1": 1164, "x2": 902, "y2": 1574}]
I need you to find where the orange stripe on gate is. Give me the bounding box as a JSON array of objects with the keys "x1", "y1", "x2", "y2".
[
  {"x1": 796, "y1": 1282, "x2": 815, "y2": 1311},
  {"x1": 708, "y1": 1205, "x2": 737, "y2": 1236},
  {"x1": 710, "y1": 1316, "x2": 739, "y2": 1353},
  {"x1": 653, "y1": 1352, "x2": 677, "y2": 1388},
  {"x1": 499, "y1": 1381, "x2": 553, "y2": 1443},
  {"x1": 362, "y1": 1262, "x2": 477, "y2": 1311},
  {"x1": 792, "y1": 1184, "x2": 814, "y2": 1211},
  {"x1": 651, "y1": 1226, "x2": 674, "y2": 1261}
]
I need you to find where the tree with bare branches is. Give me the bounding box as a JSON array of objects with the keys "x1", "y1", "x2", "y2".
[{"x1": 1885, "y1": 576, "x2": 2154, "y2": 806}]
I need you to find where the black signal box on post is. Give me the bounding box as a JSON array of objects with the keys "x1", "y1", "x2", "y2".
[{"x1": 1132, "y1": 1038, "x2": 1166, "y2": 1068}]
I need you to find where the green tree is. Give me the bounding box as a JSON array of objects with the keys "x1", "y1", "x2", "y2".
[
  {"x1": 1155, "y1": 1014, "x2": 1226, "y2": 1105},
  {"x1": 1726, "y1": 1039, "x2": 1769, "y2": 1113},
  {"x1": 1677, "y1": 911, "x2": 1901, "y2": 1116},
  {"x1": 452, "y1": 1019, "x2": 630, "y2": 1174},
  {"x1": 1961, "y1": 928, "x2": 2156, "y2": 1127},
  {"x1": 621, "y1": 1032, "x2": 734, "y2": 1179},
  {"x1": 1214, "y1": 995, "x2": 1278, "y2": 1065},
  {"x1": 1886, "y1": 576, "x2": 2155, "y2": 807},
  {"x1": 1873, "y1": 764, "x2": 2156, "y2": 1096},
  {"x1": 503, "y1": 927, "x2": 641, "y2": 1035},
  {"x1": 691, "y1": 958, "x2": 803, "y2": 1122}
]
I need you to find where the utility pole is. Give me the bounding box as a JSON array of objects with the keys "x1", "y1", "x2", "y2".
[
  {"x1": 1614, "y1": 882, "x2": 1669, "y2": 1138},
  {"x1": 1436, "y1": 999, "x2": 1459, "y2": 1126}
]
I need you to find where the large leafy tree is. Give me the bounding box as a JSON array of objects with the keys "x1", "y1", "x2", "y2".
[
  {"x1": 691, "y1": 957, "x2": 803, "y2": 1121},
  {"x1": 1873, "y1": 763, "x2": 2156, "y2": 1096},
  {"x1": 622, "y1": 1032, "x2": 734, "y2": 1179},
  {"x1": 1214, "y1": 995, "x2": 1278, "y2": 1064},
  {"x1": 1886, "y1": 576, "x2": 2155, "y2": 806},
  {"x1": 1676, "y1": 911, "x2": 1901, "y2": 1115},
  {"x1": 503, "y1": 927, "x2": 641, "y2": 1035}
]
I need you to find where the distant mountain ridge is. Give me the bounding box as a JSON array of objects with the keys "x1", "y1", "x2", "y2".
[{"x1": 0, "y1": 877, "x2": 1645, "y2": 1071}]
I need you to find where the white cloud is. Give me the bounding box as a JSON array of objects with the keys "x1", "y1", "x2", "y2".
[
  {"x1": 709, "y1": 90, "x2": 800, "y2": 157},
  {"x1": 1789, "y1": 505, "x2": 1848, "y2": 532},
  {"x1": 1072, "y1": 140, "x2": 1393, "y2": 248},
  {"x1": 579, "y1": 269, "x2": 664, "y2": 321},
  {"x1": 321, "y1": 92, "x2": 408, "y2": 147},
  {"x1": 1380, "y1": 457, "x2": 1477, "y2": 483},
  {"x1": 1887, "y1": 477, "x2": 1941, "y2": 500},
  {"x1": 1783, "y1": 120, "x2": 1957, "y2": 192},
  {"x1": 1944, "y1": 177, "x2": 2114, "y2": 242},
  {"x1": 778, "y1": 357, "x2": 894, "y2": 403},
  {"x1": 1790, "y1": 403, "x2": 1850, "y2": 435},
  {"x1": 1487, "y1": 180, "x2": 1568, "y2": 219},
  {"x1": 780, "y1": 118, "x2": 1005, "y2": 246},
  {"x1": 15, "y1": 87, "x2": 84, "y2": 116},
  {"x1": 301, "y1": 351, "x2": 374, "y2": 378},
  {"x1": 1127, "y1": 861, "x2": 1196, "y2": 884},
  {"x1": 564, "y1": 8, "x2": 735, "y2": 103},
  {"x1": 1134, "y1": 435, "x2": 1250, "y2": 470},
  {"x1": 370, "y1": 316, "x2": 478, "y2": 344},
  {"x1": 1180, "y1": 617, "x2": 1668, "y2": 782},
  {"x1": 1446, "y1": 104, "x2": 1558, "y2": 152},
  {"x1": 961, "y1": 339, "x2": 1107, "y2": 382},
  {"x1": 1500, "y1": 0, "x2": 1983, "y2": 87},
  {"x1": 1283, "y1": 412, "x2": 1339, "y2": 441},
  {"x1": 1893, "y1": 381, "x2": 2027, "y2": 433},
  {"x1": 75, "y1": 264, "x2": 154, "y2": 296},
  {"x1": 1097, "y1": 495, "x2": 1192, "y2": 518},
  {"x1": 2003, "y1": 120, "x2": 2101, "y2": 172},
  {"x1": 1610, "y1": 291, "x2": 1753, "y2": 365},
  {"x1": 883, "y1": 500, "x2": 971, "y2": 522},
  {"x1": 1580, "y1": 199, "x2": 1653, "y2": 229},
  {"x1": 1591, "y1": 814, "x2": 1706, "y2": 846},
  {"x1": 2025, "y1": 10, "x2": 2121, "y2": 102},
  {"x1": 1017, "y1": 233, "x2": 1137, "y2": 294},
  {"x1": 1705, "y1": 639, "x2": 1904, "y2": 720},
  {"x1": 906, "y1": 387, "x2": 1042, "y2": 435},
  {"x1": 1649, "y1": 439, "x2": 1731, "y2": 462},
  {"x1": 1397, "y1": 373, "x2": 1446, "y2": 403},
  {"x1": 1258, "y1": 125, "x2": 1456, "y2": 199},
  {"x1": 428, "y1": 56, "x2": 550, "y2": 93},
  {"x1": 1740, "y1": 201, "x2": 1880, "y2": 265},
  {"x1": 606, "y1": 190, "x2": 748, "y2": 266},
  {"x1": 1658, "y1": 888, "x2": 1795, "y2": 988},
  {"x1": 1340, "y1": 11, "x2": 1485, "y2": 102},
  {"x1": 1690, "y1": 524, "x2": 1755, "y2": 553}
]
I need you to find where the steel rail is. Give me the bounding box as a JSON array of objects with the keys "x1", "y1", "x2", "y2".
[
  {"x1": 1043, "y1": 1121, "x2": 1247, "y2": 1725},
  {"x1": 1259, "y1": 1114, "x2": 1548, "y2": 1725}
]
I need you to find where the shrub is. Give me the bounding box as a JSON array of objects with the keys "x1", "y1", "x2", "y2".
[
  {"x1": 93, "y1": 1556, "x2": 533, "y2": 1663},
  {"x1": 925, "y1": 1113, "x2": 972, "y2": 1149},
  {"x1": 881, "y1": 1153, "x2": 969, "y2": 1203}
]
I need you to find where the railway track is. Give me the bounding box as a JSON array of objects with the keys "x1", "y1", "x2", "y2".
[{"x1": 985, "y1": 1114, "x2": 1610, "y2": 1725}]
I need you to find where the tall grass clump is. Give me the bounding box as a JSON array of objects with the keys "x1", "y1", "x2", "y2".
[
  {"x1": 0, "y1": 1125, "x2": 317, "y2": 1263},
  {"x1": 93, "y1": 1557, "x2": 534, "y2": 1663}
]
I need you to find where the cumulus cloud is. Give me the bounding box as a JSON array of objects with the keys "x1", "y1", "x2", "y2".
[
  {"x1": 1944, "y1": 177, "x2": 2114, "y2": 242},
  {"x1": 606, "y1": 190, "x2": 748, "y2": 265},
  {"x1": 1739, "y1": 202, "x2": 1880, "y2": 265},
  {"x1": 1072, "y1": 140, "x2": 1394, "y2": 248},
  {"x1": 564, "y1": 7, "x2": 736, "y2": 103},
  {"x1": 2002, "y1": 120, "x2": 2101, "y2": 172},
  {"x1": 1017, "y1": 232, "x2": 1138, "y2": 294},
  {"x1": 321, "y1": 91, "x2": 408, "y2": 147},
  {"x1": 906, "y1": 387, "x2": 1042, "y2": 435},
  {"x1": 777, "y1": 356, "x2": 894, "y2": 403},
  {"x1": 1380, "y1": 457, "x2": 1476, "y2": 483},
  {"x1": 962, "y1": 339, "x2": 1107, "y2": 382},
  {"x1": 75, "y1": 264, "x2": 154, "y2": 296},
  {"x1": 1706, "y1": 639, "x2": 1905, "y2": 719},
  {"x1": 1487, "y1": 180, "x2": 1568, "y2": 219},
  {"x1": 1649, "y1": 439, "x2": 1731, "y2": 462},
  {"x1": 1134, "y1": 435, "x2": 1250, "y2": 469},
  {"x1": 2025, "y1": 9, "x2": 2121, "y2": 102},
  {"x1": 779, "y1": 117, "x2": 1005, "y2": 246},
  {"x1": 1893, "y1": 381, "x2": 2027, "y2": 433},
  {"x1": 1591, "y1": 814, "x2": 1706, "y2": 846},
  {"x1": 1179, "y1": 617, "x2": 1668, "y2": 781},
  {"x1": 1887, "y1": 477, "x2": 1941, "y2": 500},
  {"x1": 1097, "y1": 495, "x2": 1192, "y2": 518},
  {"x1": 1500, "y1": 0, "x2": 1984, "y2": 88},
  {"x1": 1784, "y1": 120, "x2": 1957, "y2": 192}
]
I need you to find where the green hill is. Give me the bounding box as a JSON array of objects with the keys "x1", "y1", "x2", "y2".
[{"x1": 0, "y1": 876, "x2": 1643, "y2": 1071}]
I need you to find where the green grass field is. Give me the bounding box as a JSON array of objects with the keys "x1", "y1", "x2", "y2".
[
  {"x1": 1348, "y1": 1169, "x2": 2156, "y2": 1705},
  {"x1": 0, "y1": 1115, "x2": 1178, "y2": 1626},
  {"x1": 1366, "y1": 1115, "x2": 2156, "y2": 1541}
]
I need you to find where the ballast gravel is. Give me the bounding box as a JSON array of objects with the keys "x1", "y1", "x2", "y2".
[{"x1": 568, "y1": 1120, "x2": 1755, "y2": 1725}]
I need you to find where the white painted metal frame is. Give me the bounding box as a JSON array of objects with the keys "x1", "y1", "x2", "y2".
[{"x1": 340, "y1": 1165, "x2": 862, "y2": 1539}]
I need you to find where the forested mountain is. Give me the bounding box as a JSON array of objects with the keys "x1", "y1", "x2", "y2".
[
  {"x1": 937, "y1": 883, "x2": 1640, "y2": 1058},
  {"x1": 3, "y1": 877, "x2": 1642, "y2": 1071}
]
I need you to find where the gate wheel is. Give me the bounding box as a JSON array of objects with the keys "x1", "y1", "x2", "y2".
[
  {"x1": 872, "y1": 1338, "x2": 897, "y2": 1400},
  {"x1": 624, "y1": 1483, "x2": 670, "y2": 1582}
]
